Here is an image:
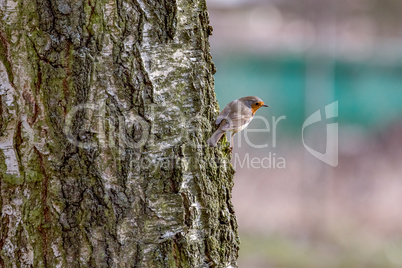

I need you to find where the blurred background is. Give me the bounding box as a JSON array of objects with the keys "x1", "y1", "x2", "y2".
[{"x1": 205, "y1": 0, "x2": 402, "y2": 267}]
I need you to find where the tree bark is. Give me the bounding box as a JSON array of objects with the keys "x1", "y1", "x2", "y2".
[{"x1": 0, "y1": 0, "x2": 239, "y2": 267}]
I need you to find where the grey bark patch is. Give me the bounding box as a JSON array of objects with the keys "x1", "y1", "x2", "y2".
[{"x1": 57, "y1": 1, "x2": 72, "y2": 15}]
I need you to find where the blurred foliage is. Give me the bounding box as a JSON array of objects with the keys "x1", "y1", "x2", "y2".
[
  {"x1": 239, "y1": 234, "x2": 402, "y2": 268},
  {"x1": 213, "y1": 54, "x2": 402, "y2": 134}
]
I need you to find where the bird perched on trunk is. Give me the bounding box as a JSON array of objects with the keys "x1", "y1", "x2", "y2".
[{"x1": 207, "y1": 96, "x2": 268, "y2": 149}]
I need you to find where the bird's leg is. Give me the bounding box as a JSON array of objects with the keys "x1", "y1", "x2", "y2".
[{"x1": 230, "y1": 133, "x2": 234, "y2": 152}]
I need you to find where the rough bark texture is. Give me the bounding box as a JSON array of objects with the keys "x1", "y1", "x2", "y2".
[{"x1": 0, "y1": 0, "x2": 239, "y2": 267}]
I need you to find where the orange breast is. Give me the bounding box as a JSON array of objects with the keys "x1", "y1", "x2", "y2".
[{"x1": 251, "y1": 104, "x2": 259, "y2": 114}]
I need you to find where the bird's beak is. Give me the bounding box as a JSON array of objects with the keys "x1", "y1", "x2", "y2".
[{"x1": 262, "y1": 104, "x2": 269, "y2": 107}]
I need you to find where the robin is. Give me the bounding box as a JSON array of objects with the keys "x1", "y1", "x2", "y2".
[{"x1": 207, "y1": 96, "x2": 269, "y2": 149}]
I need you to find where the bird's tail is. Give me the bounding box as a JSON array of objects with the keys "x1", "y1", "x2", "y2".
[{"x1": 207, "y1": 129, "x2": 225, "y2": 147}]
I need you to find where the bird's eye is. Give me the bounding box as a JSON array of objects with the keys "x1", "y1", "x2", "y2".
[{"x1": 255, "y1": 102, "x2": 259, "y2": 105}]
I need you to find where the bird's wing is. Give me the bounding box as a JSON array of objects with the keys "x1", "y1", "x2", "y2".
[
  {"x1": 227, "y1": 102, "x2": 253, "y2": 130},
  {"x1": 215, "y1": 100, "x2": 253, "y2": 131},
  {"x1": 215, "y1": 100, "x2": 237, "y2": 125}
]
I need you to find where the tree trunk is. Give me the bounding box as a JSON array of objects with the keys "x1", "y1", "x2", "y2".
[{"x1": 0, "y1": 0, "x2": 239, "y2": 267}]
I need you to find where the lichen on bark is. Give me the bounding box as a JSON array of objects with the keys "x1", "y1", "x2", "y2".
[{"x1": 0, "y1": 0, "x2": 239, "y2": 267}]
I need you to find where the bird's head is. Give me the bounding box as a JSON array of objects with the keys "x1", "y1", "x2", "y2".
[{"x1": 239, "y1": 96, "x2": 269, "y2": 114}]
